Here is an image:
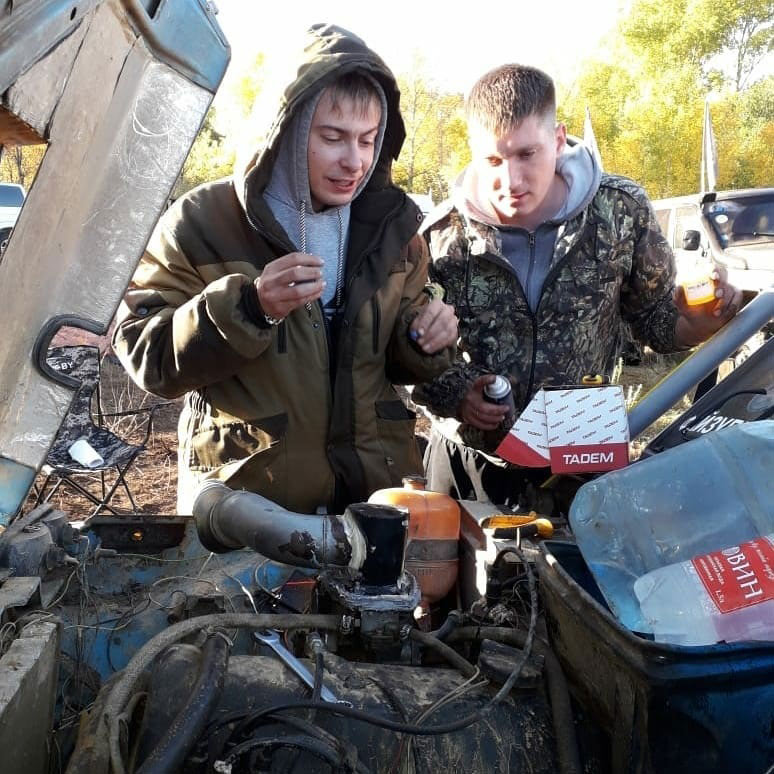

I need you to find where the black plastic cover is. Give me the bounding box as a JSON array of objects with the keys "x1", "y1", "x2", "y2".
[{"x1": 643, "y1": 336, "x2": 774, "y2": 456}]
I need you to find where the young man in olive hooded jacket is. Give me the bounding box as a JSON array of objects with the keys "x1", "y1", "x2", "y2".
[{"x1": 112, "y1": 24, "x2": 457, "y2": 514}]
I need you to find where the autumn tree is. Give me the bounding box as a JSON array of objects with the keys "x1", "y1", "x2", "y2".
[
  {"x1": 0, "y1": 143, "x2": 46, "y2": 190},
  {"x1": 623, "y1": 0, "x2": 774, "y2": 91},
  {"x1": 173, "y1": 107, "x2": 234, "y2": 198},
  {"x1": 561, "y1": 0, "x2": 773, "y2": 197},
  {"x1": 174, "y1": 53, "x2": 266, "y2": 197},
  {"x1": 393, "y1": 59, "x2": 469, "y2": 203}
]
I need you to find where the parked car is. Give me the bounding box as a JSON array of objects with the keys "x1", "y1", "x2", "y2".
[
  {"x1": 652, "y1": 188, "x2": 774, "y2": 296},
  {"x1": 407, "y1": 191, "x2": 434, "y2": 218},
  {"x1": 0, "y1": 181, "x2": 25, "y2": 251}
]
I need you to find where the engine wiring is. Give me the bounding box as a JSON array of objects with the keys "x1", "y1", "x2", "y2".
[
  {"x1": 200, "y1": 545, "x2": 538, "y2": 773},
  {"x1": 36, "y1": 545, "x2": 270, "y2": 773},
  {"x1": 38, "y1": 531, "x2": 540, "y2": 773}
]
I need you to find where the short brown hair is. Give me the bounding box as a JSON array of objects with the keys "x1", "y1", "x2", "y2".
[
  {"x1": 466, "y1": 64, "x2": 556, "y2": 134},
  {"x1": 326, "y1": 71, "x2": 381, "y2": 117}
]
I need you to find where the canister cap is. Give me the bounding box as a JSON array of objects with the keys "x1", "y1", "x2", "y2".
[
  {"x1": 402, "y1": 475, "x2": 427, "y2": 491},
  {"x1": 484, "y1": 375, "x2": 511, "y2": 400}
]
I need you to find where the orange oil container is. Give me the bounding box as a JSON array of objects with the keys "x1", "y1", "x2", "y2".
[{"x1": 368, "y1": 476, "x2": 460, "y2": 612}]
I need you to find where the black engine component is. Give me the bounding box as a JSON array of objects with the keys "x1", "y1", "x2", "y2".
[
  {"x1": 644, "y1": 335, "x2": 774, "y2": 456},
  {"x1": 149, "y1": 653, "x2": 558, "y2": 774}
]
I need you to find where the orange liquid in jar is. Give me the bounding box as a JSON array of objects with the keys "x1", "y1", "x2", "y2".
[{"x1": 682, "y1": 264, "x2": 716, "y2": 313}]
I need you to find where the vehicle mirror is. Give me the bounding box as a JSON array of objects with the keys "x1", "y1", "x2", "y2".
[{"x1": 681, "y1": 229, "x2": 701, "y2": 250}]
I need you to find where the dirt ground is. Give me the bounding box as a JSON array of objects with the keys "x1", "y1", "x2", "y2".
[{"x1": 28, "y1": 347, "x2": 690, "y2": 519}]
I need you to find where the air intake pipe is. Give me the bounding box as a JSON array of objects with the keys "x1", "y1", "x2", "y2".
[{"x1": 193, "y1": 481, "x2": 409, "y2": 580}]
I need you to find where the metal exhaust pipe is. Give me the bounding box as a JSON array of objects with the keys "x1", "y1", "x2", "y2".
[{"x1": 192, "y1": 480, "x2": 367, "y2": 571}]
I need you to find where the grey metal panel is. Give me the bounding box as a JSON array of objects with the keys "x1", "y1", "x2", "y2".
[
  {"x1": 0, "y1": 0, "x2": 99, "y2": 95},
  {"x1": 2, "y1": 16, "x2": 90, "y2": 139},
  {"x1": 0, "y1": 576, "x2": 40, "y2": 618},
  {"x1": 0, "y1": 621, "x2": 60, "y2": 774},
  {"x1": 0, "y1": 0, "x2": 213, "y2": 470}
]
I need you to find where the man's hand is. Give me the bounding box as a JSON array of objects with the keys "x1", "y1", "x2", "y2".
[
  {"x1": 255, "y1": 252, "x2": 324, "y2": 320},
  {"x1": 674, "y1": 265, "x2": 743, "y2": 347},
  {"x1": 410, "y1": 299, "x2": 458, "y2": 354},
  {"x1": 458, "y1": 374, "x2": 510, "y2": 430}
]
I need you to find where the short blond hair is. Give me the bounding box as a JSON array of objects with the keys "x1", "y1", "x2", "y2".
[{"x1": 466, "y1": 64, "x2": 556, "y2": 134}]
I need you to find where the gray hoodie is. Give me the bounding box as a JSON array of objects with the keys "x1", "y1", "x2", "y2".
[{"x1": 453, "y1": 141, "x2": 602, "y2": 311}]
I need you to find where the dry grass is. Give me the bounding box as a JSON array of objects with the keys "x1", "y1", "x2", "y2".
[
  {"x1": 617, "y1": 349, "x2": 694, "y2": 457},
  {"x1": 25, "y1": 355, "x2": 182, "y2": 518}
]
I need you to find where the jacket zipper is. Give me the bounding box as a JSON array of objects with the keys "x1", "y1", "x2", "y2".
[
  {"x1": 342, "y1": 198, "x2": 405, "y2": 307},
  {"x1": 521, "y1": 219, "x2": 595, "y2": 408},
  {"x1": 525, "y1": 232, "x2": 537, "y2": 310},
  {"x1": 371, "y1": 295, "x2": 381, "y2": 354},
  {"x1": 468, "y1": 221, "x2": 588, "y2": 411},
  {"x1": 523, "y1": 233, "x2": 538, "y2": 408}
]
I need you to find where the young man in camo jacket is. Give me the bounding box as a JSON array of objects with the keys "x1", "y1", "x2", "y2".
[{"x1": 414, "y1": 64, "x2": 741, "y2": 505}]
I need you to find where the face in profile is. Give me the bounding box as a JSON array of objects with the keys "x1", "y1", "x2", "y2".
[
  {"x1": 469, "y1": 112, "x2": 566, "y2": 227},
  {"x1": 307, "y1": 88, "x2": 381, "y2": 211}
]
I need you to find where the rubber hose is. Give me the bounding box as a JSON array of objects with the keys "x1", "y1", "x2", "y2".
[
  {"x1": 446, "y1": 627, "x2": 581, "y2": 774},
  {"x1": 430, "y1": 609, "x2": 463, "y2": 642},
  {"x1": 135, "y1": 631, "x2": 230, "y2": 774},
  {"x1": 104, "y1": 612, "x2": 340, "y2": 774},
  {"x1": 312, "y1": 649, "x2": 324, "y2": 702},
  {"x1": 409, "y1": 629, "x2": 477, "y2": 678}
]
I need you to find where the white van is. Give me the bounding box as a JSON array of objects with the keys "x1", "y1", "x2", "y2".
[
  {"x1": 0, "y1": 182, "x2": 25, "y2": 250},
  {"x1": 651, "y1": 188, "x2": 774, "y2": 295}
]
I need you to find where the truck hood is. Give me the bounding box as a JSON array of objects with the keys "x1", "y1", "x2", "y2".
[{"x1": 724, "y1": 242, "x2": 774, "y2": 271}]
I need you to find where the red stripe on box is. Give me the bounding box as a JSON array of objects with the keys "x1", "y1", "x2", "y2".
[
  {"x1": 549, "y1": 442, "x2": 629, "y2": 473},
  {"x1": 496, "y1": 433, "x2": 550, "y2": 467}
]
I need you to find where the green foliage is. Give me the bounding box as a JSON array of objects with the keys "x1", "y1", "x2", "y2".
[
  {"x1": 174, "y1": 54, "x2": 266, "y2": 197},
  {"x1": 622, "y1": 0, "x2": 774, "y2": 91},
  {"x1": 174, "y1": 107, "x2": 235, "y2": 198},
  {"x1": 393, "y1": 61, "x2": 469, "y2": 203},
  {"x1": 0, "y1": 144, "x2": 46, "y2": 189},
  {"x1": 169, "y1": 5, "x2": 770, "y2": 207},
  {"x1": 562, "y1": 0, "x2": 773, "y2": 197}
]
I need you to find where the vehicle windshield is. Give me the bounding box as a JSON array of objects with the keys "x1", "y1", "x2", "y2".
[
  {"x1": 0, "y1": 183, "x2": 24, "y2": 207},
  {"x1": 703, "y1": 192, "x2": 774, "y2": 247}
]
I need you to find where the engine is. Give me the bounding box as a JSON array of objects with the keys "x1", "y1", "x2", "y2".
[{"x1": 0, "y1": 481, "x2": 576, "y2": 774}]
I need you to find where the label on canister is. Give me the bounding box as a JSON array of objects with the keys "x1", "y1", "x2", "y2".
[
  {"x1": 683, "y1": 274, "x2": 716, "y2": 306},
  {"x1": 692, "y1": 536, "x2": 774, "y2": 613}
]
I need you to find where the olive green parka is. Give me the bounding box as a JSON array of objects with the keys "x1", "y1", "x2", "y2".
[{"x1": 112, "y1": 24, "x2": 453, "y2": 513}]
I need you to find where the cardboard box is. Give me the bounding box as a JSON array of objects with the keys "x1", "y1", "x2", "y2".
[{"x1": 496, "y1": 386, "x2": 629, "y2": 473}]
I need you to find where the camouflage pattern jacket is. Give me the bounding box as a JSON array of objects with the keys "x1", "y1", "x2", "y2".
[{"x1": 413, "y1": 174, "x2": 681, "y2": 452}]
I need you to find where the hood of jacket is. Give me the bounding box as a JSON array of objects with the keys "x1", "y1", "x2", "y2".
[{"x1": 235, "y1": 23, "x2": 406, "y2": 249}]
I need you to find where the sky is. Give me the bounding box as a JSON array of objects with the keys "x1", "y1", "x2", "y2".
[{"x1": 211, "y1": 0, "x2": 631, "y2": 97}]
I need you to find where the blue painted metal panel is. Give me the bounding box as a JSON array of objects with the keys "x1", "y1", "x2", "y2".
[
  {"x1": 123, "y1": 0, "x2": 230, "y2": 93},
  {"x1": 56, "y1": 521, "x2": 315, "y2": 679},
  {"x1": 0, "y1": 456, "x2": 36, "y2": 525}
]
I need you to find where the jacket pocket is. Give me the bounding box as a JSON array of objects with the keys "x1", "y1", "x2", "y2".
[
  {"x1": 556, "y1": 255, "x2": 620, "y2": 316},
  {"x1": 188, "y1": 412, "x2": 288, "y2": 472},
  {"x1": 374, "y1": 400, "x2": 420, "y2": 486},
  {"x1": 188, "y1": 412, "x2": 290, "y2": 506}
]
